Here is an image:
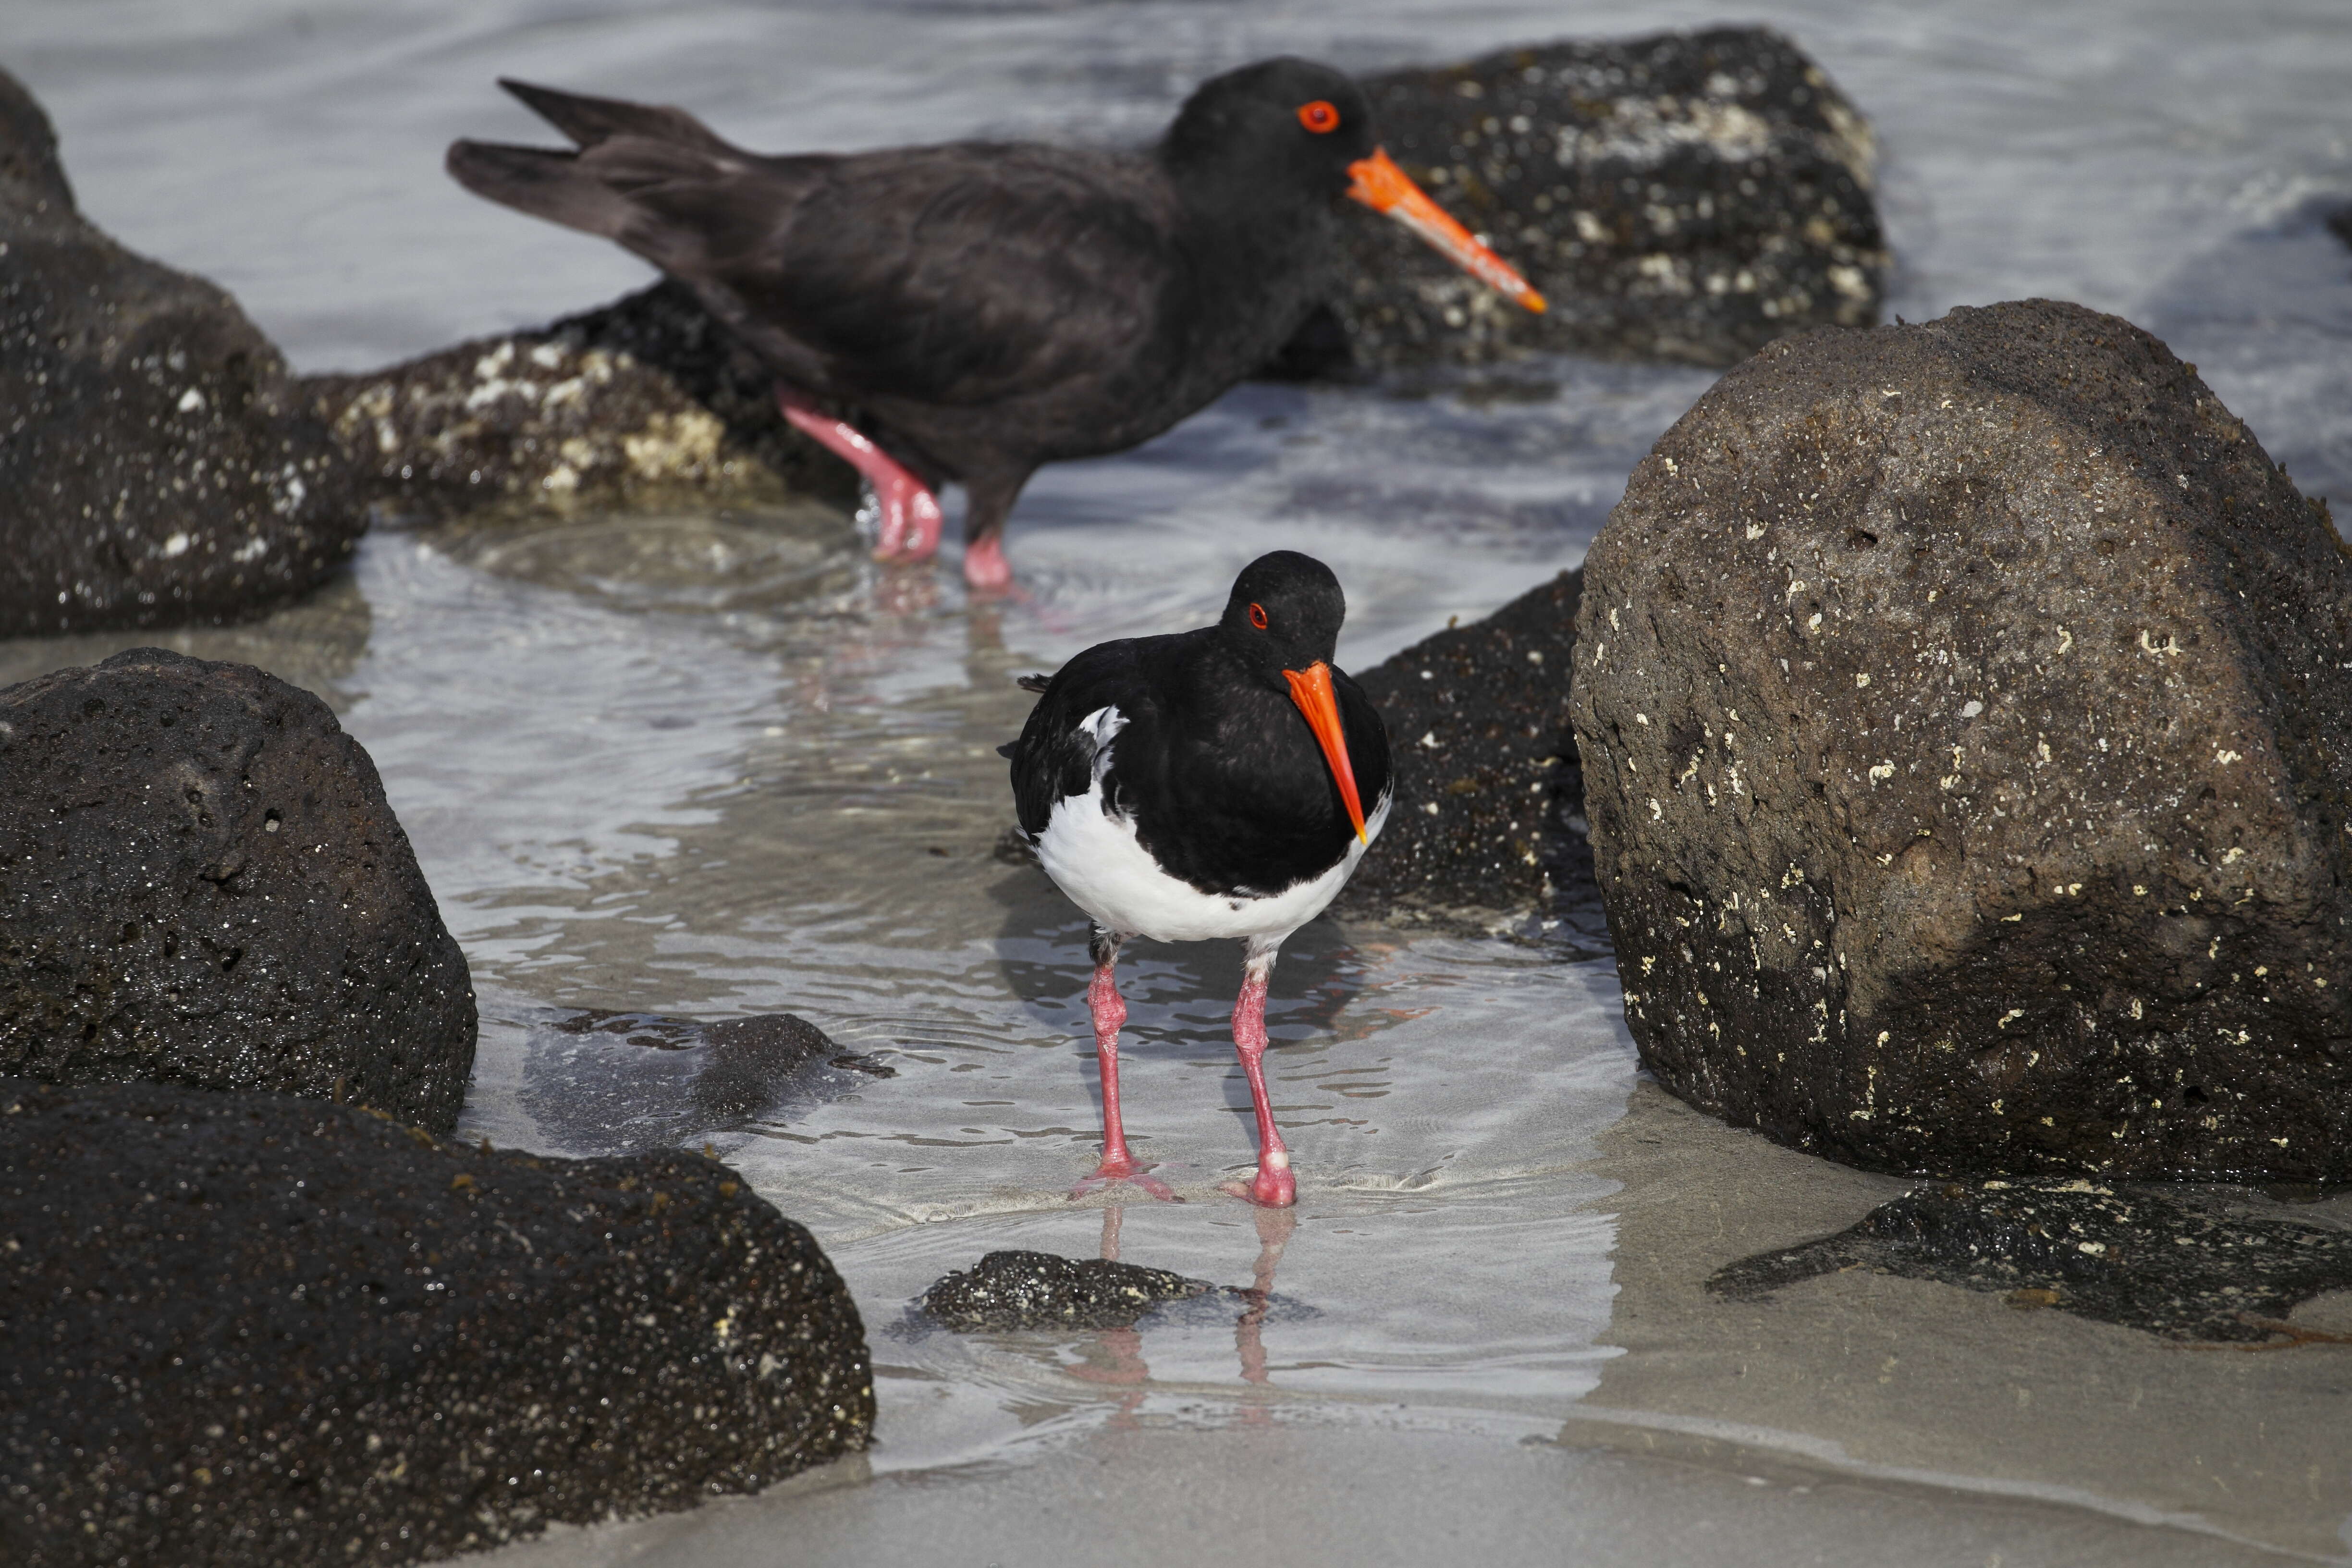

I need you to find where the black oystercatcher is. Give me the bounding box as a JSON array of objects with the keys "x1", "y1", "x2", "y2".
[
  {"x1": 447, "y1": 60, "x2": 1542, "y2": 590},
  {"x1": 1001, "y1": 551, "x2": 1391, "y2": 1205}
]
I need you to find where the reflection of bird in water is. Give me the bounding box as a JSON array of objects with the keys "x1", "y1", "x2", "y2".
[
  {"x1": 446, "y1": 60, "x2": 1541, "y2": 590},
  {"x1": 1002, "y1": 552, "x2": 1391, "y2": 1205},
  {"x1": 1068, "y1": 1204, "x2": 1298, "y2": 1403}
]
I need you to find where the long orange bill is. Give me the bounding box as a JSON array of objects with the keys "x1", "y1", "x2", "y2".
[
  {"x1": 1284, "y1": 661, "x2": 1369, "y2": 844},
  {"x1": 1347, "y1": 147, "x2": 1546, "y2": 314}
]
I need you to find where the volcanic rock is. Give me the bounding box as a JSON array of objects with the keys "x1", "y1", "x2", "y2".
[
  {"x1": 919, "y1": 1250, "x2": 1209, "y2": 1332},
  {"x1": 0, "y1": 67, "x2": 362, "y2": 636},
  {"x1": 0, "y1": 1078, "x2": 872, "y2": 1568},
  {"x1": 1571, "y1": 298, "x2": 2352, "y2": 1179},
  {"x1": 1308, "y1": 26, "x2": 1885, "y2": 375},
  {"x1": 1339, "y1": 568, "x2": 1591, "y2": 921},
  {"x1": 1710, "y1": 1178, "x2": 2352, "y2": 1344},
  {"x1": 0, "y1": 649, "x2": 475, "y2": 1130},
  {"x1": 522, "y1": 1008, "x2": 895, "y2": 1153},
  {"x1": 302, "y1": 280, "x2": 857, "y2": 524}
]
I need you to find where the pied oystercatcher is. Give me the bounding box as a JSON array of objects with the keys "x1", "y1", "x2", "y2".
[
  {"x1": 1001, "y1": 551, "x2": 1392, "y2": 1205},
  {"x1": 447, "y1": 59, "x2": 1543, "y2": 590}
]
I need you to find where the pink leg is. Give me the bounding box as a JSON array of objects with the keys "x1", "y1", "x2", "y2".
[
  {"x1": 776, "y1": 392, "x2": 943, "y2": 562},
  {"x1": 1072, "y1": 933, "x2": 1174, "y2": 1201},
  {"x1": 1223, "y1": 948, "x2": 1296, "y2": 1207}
]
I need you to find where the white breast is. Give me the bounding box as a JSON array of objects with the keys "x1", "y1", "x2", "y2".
[{"x1": 1032, "y1": 704, "x2": 1391, "y2": 945}]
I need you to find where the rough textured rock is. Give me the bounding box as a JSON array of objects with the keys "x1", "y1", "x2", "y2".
[
  {"x1": 523, "y1": 1008, "x2": 895, "y2": 1153},
  {"x1": 0, "y1": 1079, "x2": 872, "y2": 1568},
  {"x1": 0, "y1": 68, "x2": 362, "y2": 635},
  {"x1": 1572, "y1": 298, "x2": 2352, "y2": 1180},
  {"x1": 1337, "y1": 568, "x2": 1591, "y2": 921},
  {"x1": 1313, "y1": 26, "x2": 1885, "y2": 374},
  {"x1": 0, "y1": 649, "x2": 475, "y2": 1130},
  {"x1": 919, "y1": 1250, "x2": 1209, "y2": 1332},
  {"x1": 302, "y1": 281, "x2": 856, "y2": 524},
  {"x1": 1711, "y1": 1178, "x2": 2352, "y2": 1344}
]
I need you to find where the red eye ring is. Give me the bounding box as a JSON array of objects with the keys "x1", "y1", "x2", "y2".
[
  {"x1": 1297, "y1": 100, "x2": 1340, "y2": 134},
  {"x1": 1249, "y1": 602, "x2": 1269, "y2": 629}
]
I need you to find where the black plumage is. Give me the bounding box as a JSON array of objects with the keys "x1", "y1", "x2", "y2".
[
  {"x1": 447, "y1": 60, "x2": 1540, "y2": 586},
  {"x1": 1005, "y1": 570, "x2": 1389, "y2": 897},
  {"x1": 1002, "y1": 551, "x2": 1392, "y2": 1207}
]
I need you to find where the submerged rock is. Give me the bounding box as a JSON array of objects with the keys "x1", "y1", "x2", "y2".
[
  {"x1": 1314, "y1": 26, "x2": 1885, "y2": 374},
  {"x1": 523, "y1": 1007, "x2": 894, "y2": 1153},
  {"x1": 919, "y1": 1250, "x2": 1210, "y2": 1332},
  {"x1": 302, "y1": 280, "x2": 856, "y2": 524},
  {"x1": 0, "y1": 67, "x2": 361, "y2": 636},
  {"x1": 1572, "y1": 299, "x2": 2352, "y2": 1180},
  {"x1": 0, "y1": 649, "x2": 475, "y2": 1131},
  {"x1": 0, "y1": 1078, "x2": 872, "y2": 1568},
  {"x1": 1710, "y1": 1178, "x2": 2352, "y2": 1344},
  {"x1": 1339, "y1": 568, "x2": 1591, "y2": 921}
]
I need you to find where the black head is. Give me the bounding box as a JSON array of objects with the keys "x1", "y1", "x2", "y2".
[
  {"x1": 1219, "y1": 550, "x2": 1347, "y2": 682},
  {"x1": 1160, "y1": 57, "x2": 1377, "y2": 206}
]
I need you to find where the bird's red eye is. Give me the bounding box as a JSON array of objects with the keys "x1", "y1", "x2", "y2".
[
  {"x1": 1249, "y1": 602, "x2": 1269, "y2": 629},
  {"x1": 1297, "y1": 100, "x2": 1340, "y2": 134}
]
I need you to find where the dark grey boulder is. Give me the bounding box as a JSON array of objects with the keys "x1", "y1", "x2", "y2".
[
  {"x1": 302, "y1": 280, "x2": 856, "y2": 525},
  {"x1": 0, "y1": 68, "x2": 361, "y2": 636},
  {"x1": 0, "y1": 649, "x2": 475, "y2": 1130},
  {"x1": 0, "y1": 1078, "x2": 872, "y2": 1568},
  {"x1": 1571, "y1": 298, "x2": 2352, "y2": 1180},
  {"x1": 1339, "y1": 568, "x2": 1591, "y2": 923},
  {"x1": 522, "y1": 1007, "x2": 895, "y2": 1153},
  {"x1": 919, "y1": 1250, "x2": 1209, "y2": 1332},
  {"x1": 1310, "y1": 26, "x2": 1885, "y2": 375},
  {"x1": 1711, "y1": 1178, "x2": 2352, "y2": 1344}
]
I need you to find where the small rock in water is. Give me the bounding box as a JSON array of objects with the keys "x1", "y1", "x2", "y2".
[
  {"x1": 0, "y1": 649, "x2": 475, "y2": 1131},
  {"x1": 0, "y1": 68, "x2": 362, "y2": 634},
  {"x1": 302, "y1": 279, "x2": 856, "y2": 525},
  {"x1": 523, "y1": 1008, "x2": 893, "y2": 1153},
  {"x1": 0, "y1": 1078, "x2": 873, "y2": 1568},
  {"x1": 1710, "y1": 1179, "x2": 2352, "y2": 1343},
  {"x1": 920, "y1": 1249, "x2": 1210, "y2": 1332},
  {"x1": 1311, "y1": 26, "x2": 1886, "y2": 374},
  {"x1": 1573, "y1": 298, "x2": 2352, "y2": 1180},
  {"x1": 1341, "y1": 568, "x2": 1593, "y2": 924}
]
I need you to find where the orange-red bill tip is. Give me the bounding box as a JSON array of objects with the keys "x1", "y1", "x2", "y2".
[
  {"x1": 1284, "y1": 662, "x2": 1369, "y2": 845},
  {"x1": 1345, "y1": 147, "x2": 1546, "y2": 314}
]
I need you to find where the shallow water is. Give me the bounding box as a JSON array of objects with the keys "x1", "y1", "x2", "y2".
[{"x1": 10, "y1": 0, "x2": 2352, "y2": 1561}]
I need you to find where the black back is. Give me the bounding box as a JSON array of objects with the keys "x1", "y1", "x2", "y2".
[
  {"x1": 1004, "y1": 553, "x2": 1392, "y2": 898},
  {"x1": 447, "y1": 60, "x2": 1388, "y2": 487}
]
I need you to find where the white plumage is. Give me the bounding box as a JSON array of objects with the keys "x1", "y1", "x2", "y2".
[{"x1": 1032, "y1": 703, "x2": 1391, "y2": 944}]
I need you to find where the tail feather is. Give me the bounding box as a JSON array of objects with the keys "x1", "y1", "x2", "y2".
[
  {"x1": 445, "y1": 139, "x2": 638, "y2": 242},
  {"x1": 499, "y1": 78, "x2": 735, "y2": 156}
]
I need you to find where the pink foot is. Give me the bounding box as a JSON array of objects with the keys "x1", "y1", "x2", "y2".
[
  {"x1": 963, "y1": 532, "x2": 1014, "y2": 593},
  {"x1": 1219, "y1": 1156, "x2": 1296, "y2": 1208},
  {"x1": 1072, "y1": 1155, "x2": 1177, "y2": 1203},
  {"x1": 776, "y1": 396, "x2": 943, "y2": 562}
]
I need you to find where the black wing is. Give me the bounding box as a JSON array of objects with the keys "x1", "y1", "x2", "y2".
[
  {"x1": 1002, "y1": 638, "x2": 1158, "y2": 838},
  {"x1": 450, "y1": 83, "x2": 1174, "y2": 408},
  {"x1": 707, "y1": 144, "x2": 1173, "y2": 407}
]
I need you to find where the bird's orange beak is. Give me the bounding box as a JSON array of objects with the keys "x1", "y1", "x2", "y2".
[
  {"x1": 1347, "y1": 148, "x2": 1546, "y2": 313},
  {"x1": 1284, "y1": 661, "x2": 1369, "y2": 844}
]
